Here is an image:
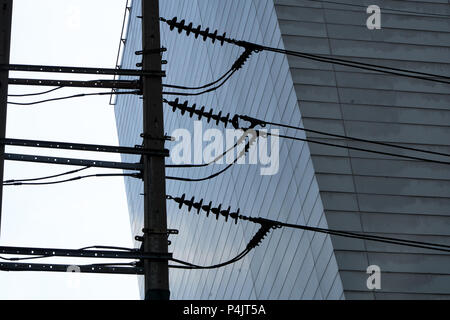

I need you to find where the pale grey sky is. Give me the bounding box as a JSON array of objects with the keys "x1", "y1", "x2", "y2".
[{"x1": 0, "y1": 0, "x2": 140, "y2": 299}]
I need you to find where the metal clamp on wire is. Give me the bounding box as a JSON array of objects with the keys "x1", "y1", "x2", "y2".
[
  {"x1": 138, "y1": 228, "x2": 179, "y2": 246},
  {"x1": 135, "y1": 47, "x2": 167, "y2": 55},
  {"x1": 140, "y1": 133, "x2": 175, "y2": 142}
]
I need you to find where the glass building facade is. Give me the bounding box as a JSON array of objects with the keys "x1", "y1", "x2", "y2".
[{"x1": 115, "y1": 0, "x2": 450, "y2": 299}]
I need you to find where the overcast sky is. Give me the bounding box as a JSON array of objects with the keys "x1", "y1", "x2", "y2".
[{"x1": 0, "y1": 0, "x2": 140, "y2": 299}]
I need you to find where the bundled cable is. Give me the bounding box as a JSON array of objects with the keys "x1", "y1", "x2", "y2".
[
  {"x1": 3, "y1": 166, "x2": 90, "y2": 184},
  {"x1": 161, "y1": 16, "x2": 450, "y2": 84},
  {"x1": 3, "y1": 172, "x2": 141, "y2": 186},
  {"x1": 166, "y1": 129, "x2": 260, "y2": 182},
  {"x1": 167, "y1": 194, "x2": 450, "y2": 254},
  {"x1": 7, "y1": 86, "x2": 64, "y2": 97},
  {"x1": 162, "y1": 48, "x2": 255, "y2": 96},
  {"x1": 7, "y1": 90, "x2": 140, "y2": 106},
  {"x1": 163, "y1": 98, "x2": 450, "y2": 165}
]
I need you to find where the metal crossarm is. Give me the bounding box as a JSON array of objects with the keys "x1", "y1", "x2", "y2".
[
  {"x1": 0, "y1": 262, "x2": 144, "y2": 275},
  {"x1": 5, "y1": 153, "x2": 143, "y2": 170},
  {"x1": 0, "y1": 245, "x2": 172, "y2": 260}
]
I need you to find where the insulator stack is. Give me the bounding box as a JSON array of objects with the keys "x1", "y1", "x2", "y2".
[
  {"x1": 246, "y1": 223, "x2": 274, "y2": 250},
  {"x1": 166, "y1": 98, "x2": 240, "y2": 129},
  {"x1": 168, "y1": 194, "x2": 242, "y2": 224},
  {"x1": 232, "y1": 48, "x2": 254, "y2": 71},
  {"x1": 161, "y1": 17, "x2": 229, "y2": 46}
]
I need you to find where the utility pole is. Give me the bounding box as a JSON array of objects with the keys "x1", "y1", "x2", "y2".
[
  {"x1": 0, "y1": 0, "x2": 13, "y2": 235},
  {"x1": 141, "y1": 0, "x2": 170, "y2": 300}
]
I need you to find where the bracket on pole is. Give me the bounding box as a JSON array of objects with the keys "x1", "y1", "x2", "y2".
[{"x1": 135, "y1": 47, "x2": 167, "y2": 55}]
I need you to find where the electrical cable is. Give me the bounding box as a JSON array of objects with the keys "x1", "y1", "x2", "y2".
[
  {"x1": 169, "y1": 248, "x2": 250, "y2": 269},
  {"x1": 163, "y1": 68, "x2": 233, "y2": 91},
  {"x1": 7, "y1": 86, "x2": 64, "y2": 97},
  {"x1": 275, "y1": 220, "x2": 450, "y2": 253},
  {"x1": 166, "y1": 132, "x2": 257, "y2": 181},
  {"x1": 261, "y1": 46, "x2": 450, "y2": 84},
  {"x1": 77, "y1": 245, "x2": 137, "y2": 252},
  {"x1": 163, "y1": 98, "x2": 450, "y2": 165},
  {"x1": 3, "y1": 173, "x2": 141, "y2": 186},
  {"x1": 165, "y1": 123, "x2": 249, "y2": 169},
  {"x1": 7, "y1": 90, "x2": 140, "y2": 106},
  {"x1": 161, "y1": 17, "x2": 450, "y2": 84},
  {"x1": 169, "y1": 195, "x2": 450, "y2": 257},
  {"x1": 162, "y1": 47, "x2": 255, "y2": 96},
  {"x1": 3, "y1": 166, "x2": 90, "y2": 184},
  {"x1": 162, "y1": 69, "x2": 236, "y2": 96},
  {"x1": 307, "y1": 0, "x2": 450, "y2": 18},
  {"x1": 250, "y1": 118, "x2": 450, "y2": 159},
  {"x1": 166, "y1": 163, "x2": 234, "y2": 182},
  {"x1": 260, "y1": 130, "x2": 450, "y2": 166}
]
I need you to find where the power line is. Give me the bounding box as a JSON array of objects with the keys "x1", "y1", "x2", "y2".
[
  {"x1": 7, "y1": 86, "x2": 64, "y2": 97},
  {"x1": 3, "y1": 166, "x2": 90, "y2": 184},
  {"x1": 163, "y1": 69, "x2": 232, "y2": 91},
  {"x1": 168, "y1": 194, "x2": 450, "y2": 254},
  {"x1": 261, "y1": 46, "x2": 450, "y2": 85},
  {"x1": 249, "y1": 117, "x2": 450, "y2": 159},
  {"x1": 166, "y1": 163, "x2": 234, "y2": 182},
  {"x1": 161, "y1": 17, "x2": 450, "y2": 84},
  {"x1": 164, "y1": 98, "x2": 450, "y2": 165},
  {"x1": 261, "y1": 130, "x2": 450, "y2": 166},
  {"x1": 166, "y1": 131, "x2": 258, "y2": 182},
  {"x1": 7, "y1": 90, "x2": 140, "y2": 106},
  {"x1": 169, "y1": 248, "x2": 250, "y2": 269},
  {"x1": 162, "y1": 70, "x2": 236, "y2": 96},
  {"x1": 162, "y1": 47, "x2": 255, "y2": 94},
  {"x1": 3, "y1": 172, "x2": 141, "y2": 186},
  {"x1": 310, "y1": 0, "x2": 450, "y2": 18}
]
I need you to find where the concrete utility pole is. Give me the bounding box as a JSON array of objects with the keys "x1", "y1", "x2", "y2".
[
  {"x1": 0, "y1": 0, "x2": 13, "y2": 235},
  {"x1": 141, "y1": 0, "x2": 170, "y2": 300}
]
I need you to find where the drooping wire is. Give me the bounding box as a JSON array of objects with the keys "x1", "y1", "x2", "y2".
[
  {"x1": 308, "y1": 0, "x2": 450, "y2": 19},
  {"x1": 169, "y1": 219, "x2": 276, "y2": 269},
  {"x1": 77, "y1": 245, "x2": 137, "y2": 252},
  {"x1": 245, "y1": 116, "x2": 450, "y2": 159},
  {"x1": 162, "y1": 47, "x2": 255, "y2": 94},
  {"x1": 261, "y1": 46, "x2": 450, "y2": 85},
  {"x1": 163, "y1": 98, "x2": 450, "y2": 165},
  {"x1": 160, "y1": 17, "x2": 450, "y2": 84},
  {"x1": 3, "y1": 173, "x2": 141, "y2": 186},
  {"x1": 3, "y1": 166, "x2": 90, "y2": 184},
  {"x1": 168, "y1": 194, "x2": 450, "y2": 254},
  {"x1": 163, "y1": 69, "x2": 233, "y2": 90},
  {"x1": 169, "y1": 248, "x2": 250, "y2": 269},
  {"x1": 260, "y1": 130, "x2": 450, "y2": 166},
  {"x1": 162, "y1": 70, "x2": 236, "y2": 96},
  {"x1": 7, "y1": 86, "x2": 64, "y2": 97},
  {"x1": 166, "y1": 130, "x2": 259, "y2": 182},
  {"x1": 7, "y1": 90, "x2": 140, "y2": 106}
]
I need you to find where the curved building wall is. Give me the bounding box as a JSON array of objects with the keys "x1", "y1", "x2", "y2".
[{"x1": 115, "y1": 0, "x2": 344, "y2": 300}]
